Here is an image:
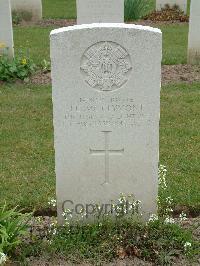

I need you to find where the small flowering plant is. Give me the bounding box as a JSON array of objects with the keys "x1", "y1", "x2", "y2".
[
  {"x1": 157, "y1": 164, "x2": 175, "y2": 218},
  {"x1": 112, "y1": 193, "x2": 141, "y2": 218},
  {"x1": 0, "y1": 54, "x2": 36, "y2": 82}
]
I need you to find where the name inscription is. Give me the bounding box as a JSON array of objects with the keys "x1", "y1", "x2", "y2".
[{"x1": 65, "y1": 96, "x2": 146, "y2": 128}]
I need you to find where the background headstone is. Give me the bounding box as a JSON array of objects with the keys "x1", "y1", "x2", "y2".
[
  {"x1": 0, "y1": 0, "x2": 14, "y2": 58},
  {"x1": 76, "y1": 0, "x2": 124, "y2": 24},
  {"x1": 11, "y1": 0, "x2": 42, "y2": 21},
  {"x1": 156, "y1": 0, "x2": 187, "y2": 14},
  {"x1": 188, "y1": 0, "x2": 200, "y2": 65},
  {"x1": 50, "y1": 24, "x2": 162, "y2": 223}
]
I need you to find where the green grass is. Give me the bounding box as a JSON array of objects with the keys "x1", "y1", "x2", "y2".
[
  {"x1": 14, "y1": 24, "x2": 189, "y2": 66},
  {"x1": 160, "y1": 25, "x2": 189, "y2": 65},
  {"x1": 0, "y1": 83, "x2": 199, "y2": 212},
  {"x1": 14, "y1": 26, "x2": 54, "y2": 66},
  {"x1": 0, "y1": 85, "x2": 55, "y2": 211},
  {"x1": 160, "y1": 83, "x2": 200, "y2": 212},
  {"x1": 42, "y1": 0, "x2": 76, "y2": 19}
]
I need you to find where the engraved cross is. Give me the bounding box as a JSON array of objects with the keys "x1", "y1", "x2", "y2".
[{"x1": 90, "y1": 131, "x2": 124, "y2": 185}]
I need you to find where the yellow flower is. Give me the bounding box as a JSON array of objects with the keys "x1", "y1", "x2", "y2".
[
  {"x1": 21, "y1": 58, "x2": 27, "y2": 65},
  {"x1": 0, "y1": 42, "x2": 7, "y2": 49}
]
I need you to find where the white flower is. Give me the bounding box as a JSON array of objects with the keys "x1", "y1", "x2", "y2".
[
  {"x1": 0, "y1": 252, "x2": 7, "y2": 264},
  {"x1": 62, "y1": 209, "x2": 73, "y2": 219},
  {"x1": 52, "y1": 228, "x2": 57, "y2": 235},
  {"x1": 129, "y1": 205, "x2": 133, "y2": 211},
  {"x1": 97, "y1": 205, "x2": 101, "y2": 210},
  {"x1": 48, "y1": 198, "x2": 56, "y2": 207},
  {"x1": 50, "y1": 222, "x2": 56, "y2": 228},
  {"x1": 164, "y1": 217, "x2": 175, "y2": 224},
  {"x1": 65, "y1": 221, "x2": 70, "y2": 226},
  {"x1": 159, "y1": 165, "x2": 168, "y2": 190},
  {"x1": 165, "y1": 207, "x2": 173, "y2": 214},
  {"x1": 179, "y1": 212, "x2": 187, "y2": 221},
  {"x1": 148, "y1": 214, "x2": 159, "y2": 222},
  {"x1": 184, "y1": 242, "x2": 192, "y2": 250},
  {"x1": 166, "y1": 196, "x2": 173, "y2": 205}
]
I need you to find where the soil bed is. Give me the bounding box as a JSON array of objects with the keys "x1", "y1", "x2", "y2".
[
  {"x1": 16, "y1": 18, "x2": 188, "y2": 28},
  {"x1": 9, "y1": 216, "x2": 200, "y2": 266},
  {"x1": 28, "y1": 65, "x2": 200, "y2": 86}
]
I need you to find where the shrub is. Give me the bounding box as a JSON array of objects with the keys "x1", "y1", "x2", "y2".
[
  {"x1": 41, "y1": 59, "x2": 51, "y2": 73},
  {"x1": 0, "y1": 55, "x2": 36, "y2": 82},
  {"x1": 0, "y1": 203, "x2": 31, "y2": 256},
  {"x1": 124, "y1": 0, "x2": 152, "y2": 21},
  {"x1": 12, "y1": 10, "x2": 22, "y2": 25},
  {"x1": 12, "y1": 10, "x2": 32, "y2": 25}
]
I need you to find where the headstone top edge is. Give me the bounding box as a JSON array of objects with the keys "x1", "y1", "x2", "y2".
[{"x1": 50, "y1": 23, "x2": 162, "y2": 37}]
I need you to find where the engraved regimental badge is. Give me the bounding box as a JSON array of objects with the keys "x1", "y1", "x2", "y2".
[{"x1": 80, "y1": 41, "x2": 132, "y2": 92}]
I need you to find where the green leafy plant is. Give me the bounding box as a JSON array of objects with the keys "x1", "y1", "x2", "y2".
[
  {"x1": 41, "y1": 59, "x2": 51, "y2": 73},
  {"x1": 124, "y1": 0, "x2": 152, "y2": 21},
  {"x1": 0, "y1": 55, "x2": 36, "y2": 82},
  {"x1": 12, "y1": 10, "x2": 22, "y2": 25},
  {"x1": 0, "y1": 203, "x2": 32, "y2": 255},
  {"x1": 12, "y1": 10, "x2": 32, "y2": 25}
]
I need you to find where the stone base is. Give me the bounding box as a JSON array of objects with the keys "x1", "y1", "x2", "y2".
[
  {"x1": 156, "y1": 0, "x2": 187, "y2": 14},
  {"x1": 11, "y1": 0, "x2": 42, "y2": 21},
  {"x1": 187, "y1": 49, "x2": 200, "y2": 65}
]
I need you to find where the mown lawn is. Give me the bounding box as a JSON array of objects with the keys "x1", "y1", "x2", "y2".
[
  {"x1": 161, "y1": 24, "x2": 188, "y2": 65},
  {"x1": 14, "y1": 26, "x2": 54, "y2": 66},
  {"x1": 42, "y1": 0, "x2": 76, "y2": 19},
  {"x1": 0, "y1": 83, "x2": 199, "y2": 212},
  {"x1": 14, "y1": 24, "x2": 189, "y2": 65}
]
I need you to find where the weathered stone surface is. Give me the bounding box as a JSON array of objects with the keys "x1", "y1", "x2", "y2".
[
  {"x1": 188, "y1": 0, "x2": 200, "y2": 65},
  {"x1": 76, "y1": 0, "x2": 124, "y2": 24},
  {"x1": 11, "y1": 0, "x2": 42, "y2": 21},
  {"x1": 50, "y1": 24, "x2": 162, "y2": 223},
  {"x1": 0, "y1": 0, "x2": 14, "y2": 58},
  {"x1": 156, "y1": 0, "x2": 187, "y2": 14}
]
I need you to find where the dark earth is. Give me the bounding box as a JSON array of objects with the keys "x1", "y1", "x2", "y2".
[
  {"x1": 28, "y1": 64, "x2": 200, "y2": 86},
  {"x1": 6, "y1": 216, "x2": 199, "y2": 266}
]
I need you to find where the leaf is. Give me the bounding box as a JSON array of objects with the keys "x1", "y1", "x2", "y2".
[{"x1": 117, "y1": 246, "x2": 127, "y2": 259}]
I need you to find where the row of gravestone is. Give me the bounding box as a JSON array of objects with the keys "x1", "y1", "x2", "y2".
[
  {"x1": 2, "y1": 0, "x2": 189, "y2": 23},
  {"x1": 0, "y1": 0, "x2": 200, "y2": 63}
]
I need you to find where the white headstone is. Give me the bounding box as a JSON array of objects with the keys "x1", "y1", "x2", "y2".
[
  {"x1": 156, "y1": 0, "x2": 187, "y2": 14},
  {"x1": 76, "y1": 0, "x2": 124, "y2": 24},
  {"x1": 0, "y1": 0, "x2": 14, "y2": 58},
  {"x1": 11, "y1": 0, "x2": 42, "y2": 21},
  {"x1": 50, "y1": 24, "x2": 162, "y2": 223},
  {"x1": 188, "y1": 0, "x2": 200, "y2": 65}
]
